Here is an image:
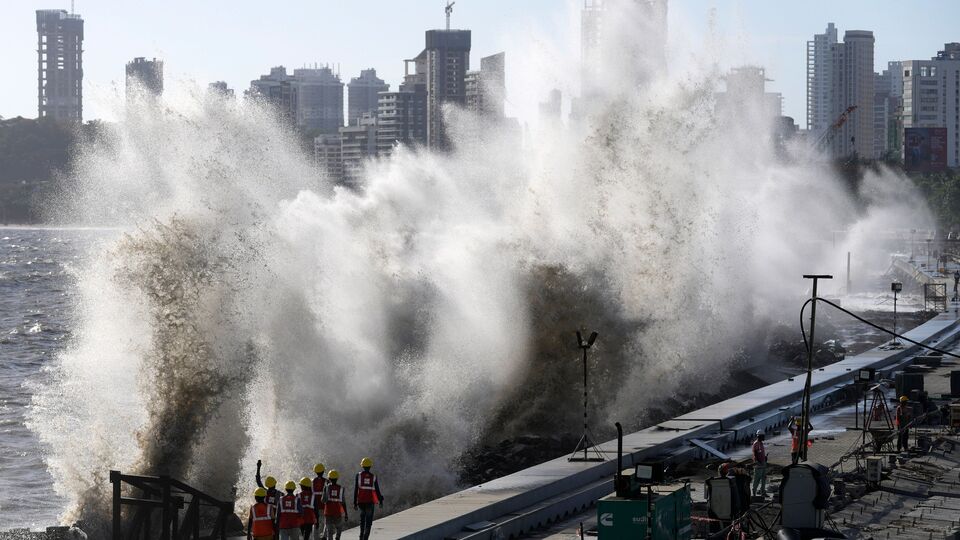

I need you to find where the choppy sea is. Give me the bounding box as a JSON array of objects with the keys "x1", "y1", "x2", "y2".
[{"x1": 0, "y1": 227, "x2": 111, "y2": 530}]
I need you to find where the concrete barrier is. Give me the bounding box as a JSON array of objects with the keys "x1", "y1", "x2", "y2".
[{"x1": 364, "y1": 309, "x2": 960, "y2": 539}]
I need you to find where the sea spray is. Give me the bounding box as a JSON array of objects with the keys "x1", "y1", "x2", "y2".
[{"x1": 27, "y1": 2, "x2": 935, "y2": 531}]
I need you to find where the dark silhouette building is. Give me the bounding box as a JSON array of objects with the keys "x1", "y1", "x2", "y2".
[
  {"x1": 37, "y1": 9, "x2": 84, "y2": 122},
  {"x1": 126, "y1": 57, "x2": 164, "y2": 99}
]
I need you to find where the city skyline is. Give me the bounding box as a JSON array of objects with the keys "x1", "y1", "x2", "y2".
[{"x1": 2, "y1": 1, "x2": 960, "y2": 125}]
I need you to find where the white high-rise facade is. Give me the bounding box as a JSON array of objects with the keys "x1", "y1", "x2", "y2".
[
  {"x1": 901, "y1": 44, "x2": 960, "y2": 167},
  {"x1": 834, "y1": 30, "x2": 875, "y2": 160},
  {"x1": 807, "y1": 24, "x2": 875, "y2": 159},
  {"x1": 806, "y1": 23, "x2": 837, "y2": 134}
]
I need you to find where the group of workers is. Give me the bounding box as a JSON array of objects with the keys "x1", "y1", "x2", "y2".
[{"x1": 247, "y1": 458, "x2": 384, "y2": 540}]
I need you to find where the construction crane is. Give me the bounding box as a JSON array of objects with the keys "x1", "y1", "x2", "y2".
[
  {"x1": 445, "y1": 1, "x2": 455, "y2": 30},
  {"x1": 814, "y1": 105, "x2": 858, "y2": 152}
]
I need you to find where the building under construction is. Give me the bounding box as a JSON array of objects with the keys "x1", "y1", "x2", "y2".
[{"x1": 36, "y1": 9, "x2": 84, "y2": 122}]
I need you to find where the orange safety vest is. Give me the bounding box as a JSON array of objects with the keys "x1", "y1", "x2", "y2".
[
  {"x1": 250, "y1": 502, "x2": 274, "y2": 537},
  {"x1": 356, "y1": 471, "x2": 380, "y2": 504},
  {"x1": 895, "y1": 404, "x2": 910, "y2": 427},
  {"x1": 265, "y1": 488, "x2": 280, "y2": 511},
  {"x1": 324, "y1": 484, "x2": 345, "y2": 517},
  {"x1": 278, "y1": 494, "x2": 301, "y2": 529},
  {"x1": 312, "y1": 476, "x2": 326, "y2": 496},
  {"x1": 299, "y1": 490, "x2": 317, "y2": 525}
]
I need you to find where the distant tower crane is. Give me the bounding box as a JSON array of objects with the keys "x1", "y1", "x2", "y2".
[
  {"x1": 815, "y1": 105, "x2": 858, "y2": 152},
  {"x1": 445, "y1": 1, "x2": 455, "y2": 30}
]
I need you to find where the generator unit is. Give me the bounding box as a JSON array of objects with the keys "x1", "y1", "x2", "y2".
[{"x1": 597, "y1": 483, "x2": 692, "y2": 540}]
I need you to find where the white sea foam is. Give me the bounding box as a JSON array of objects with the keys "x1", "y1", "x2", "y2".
[{"x1": 27, "y1": 2, "x2": 932, "y2": 531}]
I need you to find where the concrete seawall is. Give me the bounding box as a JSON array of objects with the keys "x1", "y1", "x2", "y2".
[{"x1": 366, "y1": 307, "x2": 960, "y2": 539}]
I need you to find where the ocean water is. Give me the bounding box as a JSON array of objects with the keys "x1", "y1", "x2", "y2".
[{"x1": 0, "y1": 228, "x2": 108, "y2": 530}]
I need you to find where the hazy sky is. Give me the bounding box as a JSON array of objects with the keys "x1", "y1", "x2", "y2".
[{"x1": 2, "y1": 1, "x2": 959, "y2": 127}]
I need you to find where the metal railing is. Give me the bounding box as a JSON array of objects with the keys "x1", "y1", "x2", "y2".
[{"x1": 110, "y1": 471, "x2": 235, "y2": 540}]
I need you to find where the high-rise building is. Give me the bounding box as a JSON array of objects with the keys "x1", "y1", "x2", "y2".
[
  {"x1": 466, "y1": 52, "x2": 506, "y2": 118},
  {"x1": 808, "y1": 24, "x2": 875, "y2": 159},
  {"x1": 874, "y1": 62, "x2": 903, "y2": 160},
  {"x1": 126, "y1": 57, "x2": 163, "y2": 99},
  {"x1": 901, "y1": 44, "x2": 960, "y2": 167},
  {"x1": 376, "y1": 90, "x2": 427, "y2": 157},
  {"x1": 832, "y1": 30, "x2": 875, "y2": 160},
  {"x1": 539, "y1": 89, "x2": 563, "y2": 123},
  {"x1": 419, "y1": 29, "x2": 471, "y2": 149},
  {"x1": 314, "y1": 134, "x2": 343, "y2": 184},
  {"x1": 208, "y1": 81, "x2": 235, "y2": 98},
  {"x1": 716, "y1": 66, "x2": 783, "y2": 121},
  {"x1": 347, "y1": 69, "x2": 389, "y2": 126},
  {"x1": 37, "y1": 9, "x2": 84, "y2": 122},
  {"x1": 580, "y1": 0, "x2": 667, "y2": 97},
  {"x1": 293, "y1": 67, "x2": 344, "y2": 134},
  {"x1": 248, "y1": 66, "x2": 296, "y2": 124},
  {"x1": 340, "y1": 114, "x2": 378, "y2": 185},
  {"x1": 806, "y1": 23, "x2": 837, "y2": 134}
]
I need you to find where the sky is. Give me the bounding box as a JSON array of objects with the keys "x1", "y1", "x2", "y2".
[{"x1": 1, "y1": 0, "x2": 959, "y2": 127}]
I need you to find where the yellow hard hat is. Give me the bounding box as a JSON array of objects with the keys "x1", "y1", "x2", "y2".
[
  {"x1": 299, "y1": 476, "x2": 312, "y2": 488},
  {"x1": 900, "y1": 396, "x2": 909, "y2": 402},
  {"x1": 254, "y1": 487, "x2": 267, "y2": 498},
  {"x1": 328, "y1": 470, "x2": 340, "y2": 480},
  {"x1": 360, "y1": 457, "x2": 373, "y2": 468},
  {"x1": 264, "y1": 476, "x2": 277, "y2": 488},
  {"x1": 284, "y1": 480, "x2": 297, "y2": 491},
  {"x1": 314, "y1": 463, "x2": 325, "y2": 474}
]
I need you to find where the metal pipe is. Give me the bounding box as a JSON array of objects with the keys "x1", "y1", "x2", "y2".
[
  {"x1": 801, "y1": 275, "x2": 832, "y2": 461},
  {"x1": 616, "y1": 422, "x2": 623, "y2": 493}
]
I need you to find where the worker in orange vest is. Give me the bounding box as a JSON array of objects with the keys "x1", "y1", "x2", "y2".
[
  {"x1": 321, "y1": 470, "x2": 349, "y2": 540},
  {"x1": 247, "y1": 488, "x2": 276, "y2": 540},
  {"x1": 312, "y1": 464, "x2": 327, "y2": 499},
  {"x1": 353, "y1": 457, "x2": 384, "y2": 540},
  {"x1": 788, "y1": 416, "x2": 813, "y2": 464},
  {"x1": 298, "y1": 477, "x2": 319, "y2": 540},
  {"x1": 276, "y1": 481, "x2": 303, "y2": 540},
  {"x1": 895, "y1": 396, "x2": 912, "y2": 451},
  {"x1": 311, "y1": 464, "x2": 326, "y2": 538},
  {"x1": 256, "y1": 460, "x2": 282, "y2": 515}
]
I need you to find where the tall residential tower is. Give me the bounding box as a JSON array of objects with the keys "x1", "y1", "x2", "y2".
[
  {"x1": 37, "y1": 9, "x2": 84, "y2": 122},
  {"x1": 126, "y1": 57, "x2": 164, "y2": 99},
  {"x1": 347, "y1": 69, "x2": 389, "y2": 126},
  {"x1": 806, "y1": 23, "x2": 837, "y2": 134}
]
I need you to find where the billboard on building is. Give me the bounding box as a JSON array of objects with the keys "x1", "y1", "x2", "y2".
[{"x1": 904, "y1": 127, "x2": 948, "y2": 172}]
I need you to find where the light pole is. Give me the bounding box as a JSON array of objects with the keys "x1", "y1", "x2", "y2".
[
  {"x1": 800, "y1": 274, "x2": 832, "y2": 462},
  {"x1": 891, "y1": 281, "x2": 903, "y2": 347},
  {"x1": 926, "y1": 238, "x2": 932, "y2": 269},
  {"x1": 569, "y1": 330, "x2": 605, "y2": 462}
]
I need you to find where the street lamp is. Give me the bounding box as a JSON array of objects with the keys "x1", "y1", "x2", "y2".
[
  {"x1": 891, "y1": 281, "x2": 903, "y2": 347},
  {"x1": 569, "y1": 330, "x2": 605, "y2": 462},
  {"x1": 800, "y1": 274, "x2": 832, "y2": 462}
]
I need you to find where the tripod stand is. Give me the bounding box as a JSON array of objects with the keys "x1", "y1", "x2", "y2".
[{"x1": 569, "y1": 330, "x2": 606, "y2": 462}]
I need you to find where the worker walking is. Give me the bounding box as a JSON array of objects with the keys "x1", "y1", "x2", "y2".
[
  {"x1": 298, "y1": 477, "x2": 318, "y2": 540},
  {"x1": 312, "y1": 464, "x2": 327, "y2": 538},
  {"x1": 788, "y1": 416, "x2": 813, "y2": 464},
  {"x1": 354, "y1": 457, "x2": 384, "y2": 540},
  {"x1": 751, "y1": 430, "x2": 767, "y2": 498},
  {"x1": 321, "y1": 470, "x2": 349, "y2": 540},
  {"x1": 247, "y1": 488, "x2": 276, "y2": 540},
  {"x1": 256, "y1": 460, "x2": 282, "y2": 515},
  {"x1": 277, "y1": 481, "x2": 303, "y2": 540},
  {"x1": 895, "y1": 395, "x2": 912, "y2": 451}
]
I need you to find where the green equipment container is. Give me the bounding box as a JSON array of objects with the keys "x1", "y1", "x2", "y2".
[{"x1": 597, "y1": 484, "x2": 692, "y2": 540}]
